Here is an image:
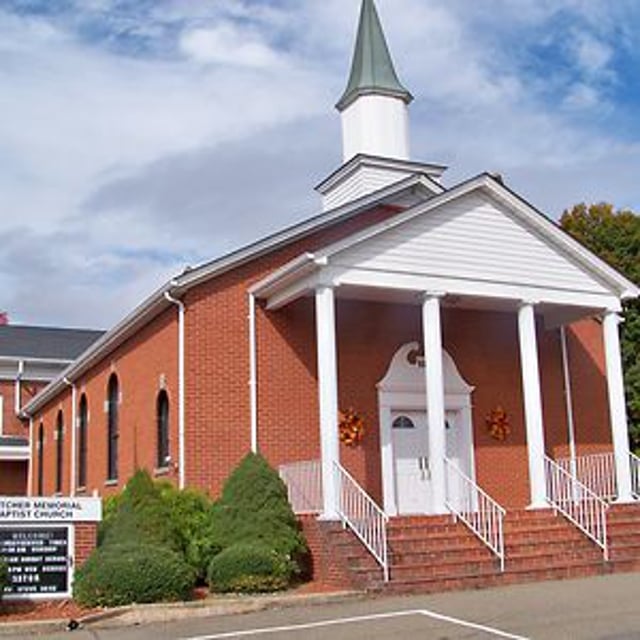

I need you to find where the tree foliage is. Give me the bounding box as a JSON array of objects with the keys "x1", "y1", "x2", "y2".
[{"x1": 560, "y1": 203, "x2": 640, "y2": 448}]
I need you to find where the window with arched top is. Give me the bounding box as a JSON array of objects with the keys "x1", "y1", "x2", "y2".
[
  {"x1": 156, "y1": 390, "x2": 170, "y2": 469},
  {"x1": 55, "y1": 410, "x2": 64, "y2": 493},
  {"x1": 107, "y1": 375, "x2": 119, "y2": 481},
  {"x1": 392, "y1": 415, "x2": 416, "y2": 430},
  {"x1": 37, "y1": 423, "x2": 44, "y2": 496},
  {"x1": 78, "y1": 394, "x2": 88, "y2": 489}
]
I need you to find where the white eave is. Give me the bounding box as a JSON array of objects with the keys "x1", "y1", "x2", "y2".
[{"x1": 0, "y1": 445, "x2": 30, "y2": 461}]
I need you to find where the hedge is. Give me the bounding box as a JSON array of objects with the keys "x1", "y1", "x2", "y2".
[
  {"x1": 73, "y1": 543, "x2": 195, "y2": 607},
  {"x1": 207, "y1": 543, "x2": 292, "y2": 593}
]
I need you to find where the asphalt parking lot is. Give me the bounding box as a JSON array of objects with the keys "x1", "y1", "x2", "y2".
[{"x1": 5, "y1": 572, "x2": 640, "y2": 639}]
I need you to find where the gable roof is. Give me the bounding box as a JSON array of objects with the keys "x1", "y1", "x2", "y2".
[
  {"x1": 22, "y1": 175, "x2": 435, "y2": 416},
  {"x1": 253, "y1": 173, "x2": 640, "y2": 304},
  {"x1": 0, "y1": 325, "x2": 104, "y2": 361}
]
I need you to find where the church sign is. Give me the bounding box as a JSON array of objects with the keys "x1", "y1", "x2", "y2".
[
  {"x1": 0, "y1": 497, "x2": 102, "y2": 523},
  {"x1": 0, "y1": 497, "x2": 101, "y2": 599}
]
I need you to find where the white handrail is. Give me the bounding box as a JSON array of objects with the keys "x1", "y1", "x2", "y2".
[
  {"x1": 544, "y1": 455, "x2": 609, "y2": 560},
  {"x1": 334, "y1": 460, "x2": 390, "y2": 582},
  {"x1": 630, "y1": 451, "x2": 640, "y2": 498},
  {"x1": 444, "y1": 457, "x2": 506, "y2": 571},
  {"x1": 556, "y1": 452, "x2": 616, "y2": 500},
  {"x1": 278, "y1": 460, "x2": 323, "y2": 514}
]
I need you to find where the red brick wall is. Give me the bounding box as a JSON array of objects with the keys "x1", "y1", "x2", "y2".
[
  {"x1": 30, "y1": 308, "x2": 179, "y2": 497},
  {"x1": 0, "y1": 379, "x2": 47, "y2": 438},
  {"x1": 74, "y1": 523, "x2": 98, "y2": 567},
  {"x1": 0, "y1": 461, "x2": 28, "y2": 495},
  {"x1": 183, "y1": 205, "x2": 402, "y2": 496}
]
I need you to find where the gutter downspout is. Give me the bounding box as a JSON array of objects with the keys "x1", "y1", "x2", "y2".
[
  {"x1": 64, "y1": 378, "x2": 77, "y2": 496},
  {"x1": 560, "y1": 326, "x2": 577, "y2": 476},
  {"x1": 165, "y1": 291, "x2": 186, "y2": 489},
  {"x1": 248, "y1": 293, "x2": 258, "y2": 453},
  {"x1": 15, "y1": 360, "x2": 24, "y2": 416},
  {"x1": 27, "y1": 417, "x2": 34, "y2": 497}
]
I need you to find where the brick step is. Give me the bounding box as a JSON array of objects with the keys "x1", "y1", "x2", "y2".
[
  {"x1": 503, "y1": 519, "x2": 578, "y2": 534},
  {"x1": 505, "y1": 538, "x2": 598, "y2": 556},
  {"x1": 388, "y1": 522, "x2": 467, "y2": 537},
  {"x1": 609, "y1": 534, "x2": 640, "y2": 548},
  {"x1": 370, "y1": 559, "x2": 607, "y2": 595},
  {"x1": 388, "y1": 533, "x2": 488, "y2": 552},
  {"x1": 604, "y1": 521, "x2": 640, "y2": 535},
  {"x1": 355, "y1": 557, "x2": 500, "y2": 583},
  {"x1": 388, "y1": 515, "x2": 453, "y2": 527},
  {"x1": 390, "y1": 546, "x2": 492, "y2": 565},
  {"x1": 504, "y1": 550, "x2": 604, "y2": 571}
]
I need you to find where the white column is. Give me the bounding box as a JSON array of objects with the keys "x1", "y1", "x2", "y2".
[
  {"x1": 602, "y1": 311, "x2": 634, "y2": 502},
  {"x1": 518, "y1": 302, "x2": 548, "y2": 509},
  {"x1": 315, "y1": 286, "x2": 340, "y2": 519},
  {"x1": 379, "y1": 403, "x2": 397, "y2": 516},
  {"x1": 422, "y1": 293, "x2": 447, "y2": 514}
]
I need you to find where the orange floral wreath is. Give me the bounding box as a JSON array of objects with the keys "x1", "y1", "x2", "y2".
[
  {"x1": 338, "y1": 408, "x2": 365, "y2": 447},
  {"x1": 486, "y1": 406, "x2": 510, "y2": 442}
]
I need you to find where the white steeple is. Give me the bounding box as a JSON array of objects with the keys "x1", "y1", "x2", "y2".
[{"x1": 337, "y1": 0, "x2": 413, "y2": 162}]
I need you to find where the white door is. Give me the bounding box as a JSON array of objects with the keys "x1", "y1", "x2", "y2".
[
  {"x1": 445, "y1": 409, "x2": 465, "y2": 512},
  {"x1": 392, "y1": 411, "x2": 432, "y2": 514}
]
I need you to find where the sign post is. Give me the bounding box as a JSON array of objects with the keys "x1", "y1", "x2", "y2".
[{"x1": 0, "y1": 497, "x2": 101, "y2": 600}]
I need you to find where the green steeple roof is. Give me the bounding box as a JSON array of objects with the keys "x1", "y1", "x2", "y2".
[{"x1": 337, "y1": 0, "x2": 413, "y2": 111}]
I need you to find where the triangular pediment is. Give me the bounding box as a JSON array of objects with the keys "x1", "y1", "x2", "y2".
[{"x1": 327, "y1": 186, "x2": 618, "y2": 297}]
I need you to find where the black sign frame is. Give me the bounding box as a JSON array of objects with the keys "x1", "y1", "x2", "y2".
[{"x1": 0, "y1": 524, "x2": 73, "y2": 599}]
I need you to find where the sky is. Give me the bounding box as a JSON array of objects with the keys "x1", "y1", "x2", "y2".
[{"x1": 2, "y1": 0, "x2": 640, "y2": 329}]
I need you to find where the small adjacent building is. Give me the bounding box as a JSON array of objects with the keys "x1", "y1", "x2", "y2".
[{"x1": 0, "y1": 326, "x2": 103, "y2": 495}]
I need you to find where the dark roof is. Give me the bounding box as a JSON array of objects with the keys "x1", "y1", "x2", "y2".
[
  {"x1": 0, "y1": 435, "x2": 28, "y2": 447},
  {"x1": 337, "y1": 0, "x2": 412, "y2": 111},
  {"x1": 0, "y1": 325, "x2": 104, "y2": 361}
]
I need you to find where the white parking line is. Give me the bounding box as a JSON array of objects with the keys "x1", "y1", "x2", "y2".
[{"x1": 182, "y1": 608, "x2": 530, "y2": 640}]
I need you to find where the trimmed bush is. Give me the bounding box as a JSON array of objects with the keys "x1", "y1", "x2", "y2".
[
  {"x1": 99, "y1": 470, "x2": 181, "y2": 552},
  {"x1": 0, "y1": 557, "x2": 8, "y2": 600},
  {"x1": 73, "y1": 543, "x2": 195, "y2": 607},
  {"x1": 207, "y1": 543, "x2": 292, "y2": 593},
  {"x1": 207, "y1": 454, "x2": 309, "y2": 591},
  {"x1": 160, "y1": 485, "x2": 218, "y2": 579}
]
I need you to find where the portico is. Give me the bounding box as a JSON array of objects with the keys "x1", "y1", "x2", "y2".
[{"x1": 254, "y1": 172, "x2": 638, "y2": 520}]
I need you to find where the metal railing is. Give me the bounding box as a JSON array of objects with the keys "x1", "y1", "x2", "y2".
[
  {"x1": 334, "y1": 460, "x2": 390, "y2": 582},
  {"x1": 444, "y1": 457, "x2": 506, "y2": 571},
  {"x1": 630, "y1": 451, "x2": 640, "y2": 498},
  {"x1": 556, "y1": 452, "x2": 617, "y2": 501},
  {"x1": 544, "y1": 455, "x2": 609, "y2": 560},
  {"x1": 278, "y1": 459, "x2": 322, "y2": 514}
]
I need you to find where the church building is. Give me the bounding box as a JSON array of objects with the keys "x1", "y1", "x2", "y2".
[{"x1": 20, "y1": 0, "x2": 640, "y2": 590}]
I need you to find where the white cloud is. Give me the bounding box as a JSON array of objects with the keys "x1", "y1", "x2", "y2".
[
  {"x1": 0, "y1": 0, "x2": 639, "y2": 327},
  {"x1": 180, "y1": 23, "x2": 283, "y2": 68}
]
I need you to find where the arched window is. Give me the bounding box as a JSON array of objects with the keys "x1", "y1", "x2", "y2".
[
  {"x1": 37, "y1": 423, "x2": 44, "y2": 496},
  {"x1": 392, "y1": 415, "x2": 416, "y2": 430},
  {"x1": 107, "y1": 375, "x2": 119, "y2": 481},
  {"x1": 55, "y1": 411, "x2": 64, "y2": 493},
  {"x1": 156, "y1": 390, "x2": 170, "y2": 468},
  {"x1": 78, "y1": 394, "x2": 88, "y2": 489}
]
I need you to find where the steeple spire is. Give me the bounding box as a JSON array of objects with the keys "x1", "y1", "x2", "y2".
[{"x1": 337, "y1": 0, "x2": 413, "y2": 112}]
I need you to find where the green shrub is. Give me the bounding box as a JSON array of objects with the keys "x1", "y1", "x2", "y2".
[
  {"x1": 207, "y1": 543, "x2": 293, "y2": 593},
  {"x1": 0, "y1": 557, "x2": 8, "y2": 599},
  {"x1": 73, "y1": 543, "x2": 195, "y2": 607},
  {"x1": 210, "y1": 454, "x2": 308, "y2": 569},
  {"x1": 99, "y1": 470, "x2": 181, "y2": 552},
  {"x1": 160, "y1": 485, "x2": 218, "y2": 579}
]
